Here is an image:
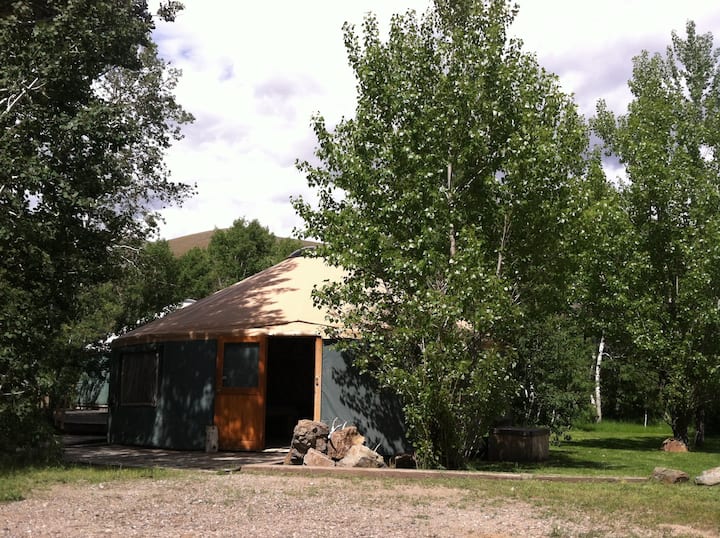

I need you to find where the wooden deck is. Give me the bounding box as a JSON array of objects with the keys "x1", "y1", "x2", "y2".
[{"x1": 55, "y1": 409, "x2": 108, "y2": 434}]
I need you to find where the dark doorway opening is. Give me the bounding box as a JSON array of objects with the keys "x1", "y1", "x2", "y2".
[{"x1": 265, "y1": 337, "x2": 315, "y2": 446}]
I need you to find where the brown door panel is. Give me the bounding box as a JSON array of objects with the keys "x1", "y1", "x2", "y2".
[{"x1": 214, "y1": 336, "x2": 266, "y2": 451}]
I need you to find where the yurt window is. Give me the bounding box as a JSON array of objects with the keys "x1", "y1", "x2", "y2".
[
  {"x1": 222, "y1": 342, "x2": 259, "y2": 388},
  {"x1": 120, "y1": 350, "x2": 159, "y2": 405}
]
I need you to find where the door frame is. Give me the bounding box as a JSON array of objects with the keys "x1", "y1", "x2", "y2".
[{"x1": 313, "y1": 336, "x2": 322, "y2": 421}]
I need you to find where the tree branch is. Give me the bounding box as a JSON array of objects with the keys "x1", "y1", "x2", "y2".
[
  {"x1": 496, "y1": 211, "x2": 511, "y2": 277},
  {"x1": 0, "y1": 77, "x2": 44, "y2": 118}
]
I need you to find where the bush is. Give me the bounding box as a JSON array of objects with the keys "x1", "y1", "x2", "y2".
[
  {"x1": 509, "y1": 315, "x2": 594, "y2": 440},
  {"x1": 0, "y1": 404, "x2": 61, "y2": 467}
]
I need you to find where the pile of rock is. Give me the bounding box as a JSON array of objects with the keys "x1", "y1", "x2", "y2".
[{"x1": 283, "y1": 419, "x2": 387, "y2": 468}]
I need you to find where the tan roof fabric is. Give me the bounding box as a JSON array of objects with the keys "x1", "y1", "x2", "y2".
[{"x1": 112, "y1": 255, "x2": 346, "y2": 346}]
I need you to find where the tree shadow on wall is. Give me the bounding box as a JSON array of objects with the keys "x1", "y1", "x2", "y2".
[{"x1": 328, "y1": 348, "x2": 411, "y2": 456}]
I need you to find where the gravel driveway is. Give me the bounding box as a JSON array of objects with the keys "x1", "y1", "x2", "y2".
[{"x1": 1, "y1": 471, "x2": 701, "y2": 537}]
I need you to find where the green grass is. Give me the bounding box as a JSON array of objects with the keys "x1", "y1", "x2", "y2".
[
  {"x1": 470, "y1": 420, "x2": 720, "y2": 477},
  {"x1": 452, "y1": 421, "x2": 720, "y2": 534},
  {"x1": 421, "y1": 472, "x2": 720, "y2": 535},
  {"x1": 0, "y1": 464, "x2": 180, "y2": 503}
]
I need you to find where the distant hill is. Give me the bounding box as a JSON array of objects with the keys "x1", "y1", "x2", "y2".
[
  {"x1": 166, "y1": 229, "x2": 319, "y2": 257},
  {"x1": 166, "y1": 230, "x2": 218, "y2": 256}
]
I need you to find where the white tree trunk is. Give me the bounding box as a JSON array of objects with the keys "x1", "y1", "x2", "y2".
[
  {"x1": 496, "y1": 212, "x2": 511, "y2": 277},
  {"x1": 447, "y1": 163, "x2": 457, "y2": 258},
  {"x1": 594, "y1": 335, "x2": 605, "y2": 422}
]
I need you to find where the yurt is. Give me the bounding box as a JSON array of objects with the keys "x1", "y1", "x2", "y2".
[{"x1": 108, "y1": 251, "x2": 408, "y2": 454}]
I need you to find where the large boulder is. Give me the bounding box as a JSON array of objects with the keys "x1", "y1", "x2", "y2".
[
  {"x1": 328, "y1": 426, "x2": 365, "y2": 460},
  {"x1": 284, "y1": 419, "x2": 330, "y2": 465},
  {"x1": 651, "y1": 467, "x2": 689, "y2": 484},
  {"x1": 695, "y1": 467, "x2": 720, "y2": 486},
  {"x1": 303, "y1": 448, "x2": 335, "y2": 467},
  {"x1": 661, "y1": 438, "x2": 688, "y2": 452},
  {"x1": 337, "y1": 444, "x2": 387, "y2": 468}
]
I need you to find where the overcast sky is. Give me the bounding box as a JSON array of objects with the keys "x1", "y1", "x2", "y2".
[{"x1": 148, "y1": 1, "x2": 720, "y2": 241}]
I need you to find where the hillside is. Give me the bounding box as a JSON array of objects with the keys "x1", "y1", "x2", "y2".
[
  {"x1": 165, "y1": 229, "x2": 318, "y2": 257},
  {"x1": 166, "y1": 230, "x2": 218, "y2": 256}
]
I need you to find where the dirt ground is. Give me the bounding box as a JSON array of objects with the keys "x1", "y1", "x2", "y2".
[{"x1": 0, "y1": 471, "x2": 708, "y2": 538}]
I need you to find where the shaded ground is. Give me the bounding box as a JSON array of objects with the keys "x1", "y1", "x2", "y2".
[
  {"x1": 62, "y1": 436, "x2": 285, "y2": 471},
  {"x1": 60, "y1": 436, "x2": 647, "y2": 483}
]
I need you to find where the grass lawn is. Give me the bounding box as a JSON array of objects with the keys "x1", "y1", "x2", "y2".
[
  {"x1": 471, "y1": 420, "x2": 720, "y2": 478},
  {"x1": 425, "y1": 473, "x2": 720, "y2": 536},
  {"x1": 452, "y1": 421, "x2": 720, "y2": 534},
  {"x1": 0, "y1": 464, "x2": 180, "y2": 503}
]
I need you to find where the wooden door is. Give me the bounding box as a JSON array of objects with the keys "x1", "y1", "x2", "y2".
[{"x1": 214, "y1": 336, "x2": 266, "y2": 450}]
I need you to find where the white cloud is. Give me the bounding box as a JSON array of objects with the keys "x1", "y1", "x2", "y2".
[
  {"x1": 149, "y1": 0, "x2": 720, "y2": 240},
  {"x1": 513, "y1": 0, "x2": 720, "y2": 115}
]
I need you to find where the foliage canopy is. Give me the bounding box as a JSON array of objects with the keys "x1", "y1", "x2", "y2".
[
  {"x1": 0, "y1": 0, "x2": 193, "y2": 456},
  {"x1": 592, "y1": 21, "x2": 720, "y2": 443},
  {"x1": 295, "y1": 0, "x2": 589, "y2": 468}
]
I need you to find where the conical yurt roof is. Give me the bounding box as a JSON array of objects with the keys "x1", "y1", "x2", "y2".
[{"x1": 112, "y1": 253, "x2": 346, "y2": 346}]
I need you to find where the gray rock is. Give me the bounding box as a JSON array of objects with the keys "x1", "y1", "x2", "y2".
[
  {"x1": 303, "y1": 448, "x2": 336, "y2": 467},
  {"x1": 328, "y1": 426, "x2": 365, "y2": 460},
  {"x1": 393, "y1": 453, "x2": 416, "y2": 469},
  {"x1": 337, "y1": 444, "x2": 386, "y2": 468},
  {"x1": 661, "y1": 438, "x2": 688, "y2": 452},
  {"x1": 283, "y1": 448, "x2": 304, "y2": 465},
  {"x1": 284, "y1": 419, "x2": 330, "y2": 465},
  {"x1": 651, "y1": 467, "x2": 689, "y2": 484},
  {"x1": 695, "y1": 466, "x2": 720, "y2": 486}
]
